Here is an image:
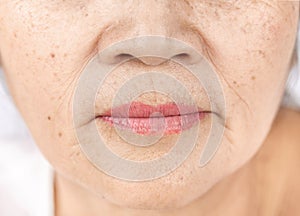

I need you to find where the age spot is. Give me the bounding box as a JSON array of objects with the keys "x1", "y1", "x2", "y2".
[
  {"x1": 50, "y1": 53, "x2": 56, "y2": 58},
  {"x1": 233, "y1": 80, "x2": 240, "y2": 87},
  {"x1": 47, "y1": 116, "x2": 51, "y2": 121},
  {"x1": 58, "y1": 132, "x2": 62, "y2": 137}
]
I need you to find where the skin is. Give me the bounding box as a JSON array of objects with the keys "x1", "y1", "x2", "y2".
[{"x1": 0, "y1": 0, "x2": 299, "y2": 215}]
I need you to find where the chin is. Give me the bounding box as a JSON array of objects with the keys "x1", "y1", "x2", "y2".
[
  {"x1": 105, "y1": 183, "x2": 197, "y2": 210},
  {"x1": 96, "y1": 167, "x2": 223, "y2": 211}
]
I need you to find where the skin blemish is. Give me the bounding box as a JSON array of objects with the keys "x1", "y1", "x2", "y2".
[
  {"x1": 58, "y1": 132, "x2": 62, "y2": 137},
  {"x1": 232, "y1": 80, "x2": 240, "y2": 87},
  {"x1": 50, "y1": 53, "x2": 55, "y2": 58},
  {"x1": 251, "y1": 76, "x2": 256, "y2": 80},
  {"x1": 258, "y1": 50, "x2": 266, "y2": 58},
  {"x1": 47, "y1": 116, "x2": 51, "y2": 120}
]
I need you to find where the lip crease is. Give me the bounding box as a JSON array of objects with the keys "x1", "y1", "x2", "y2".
[{"x1": 96, "y1": 101, "x2": 210, "y2": 135}]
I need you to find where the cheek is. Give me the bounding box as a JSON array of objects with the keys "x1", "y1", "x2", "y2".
[
  {"x1": 0, "y1": 4, "x2": 87, "y2": 165},
  {"x1": 190, "y1": 2, "x2": 299, "y2": 171}
]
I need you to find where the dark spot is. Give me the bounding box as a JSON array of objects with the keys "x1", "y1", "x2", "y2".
[
  {"x1": 258, "y1": 50, "x2": 265, "y2": 58},
  {"x1": 251, "y1": 76, "x2": 256, "y2": 80},
  {"x1": 50, "y1": 53, "x2": 55, "y2": 58},
  {"x1": 47, "y1": 116, "x2": 51, "y2": 120},
  {"x1": 183, "y1": 0, "x2": 194, "y2": 9},
  {"x1": 233, "y1": 80, "x2": 240, "y2": 87},
  {"x1": 13, "y1": 32, "x2": 17, "y2": 38},
  {"x1": 58, "y1": 132, "x2": 62, "y2": 137},
  {"x1": 85, "y1": 13, "x2": 89, "y2": 17}
]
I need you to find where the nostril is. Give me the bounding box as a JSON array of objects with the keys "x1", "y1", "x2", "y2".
[
  {"x1": 114, "y1": 53, "x2": 135, "y2": 63},
  {"x1": 98, "y1": 37, "x2": 203, "y2": 65},
  {"x1": 171, "y1": 53, "x2": 190, "y2": 62}
]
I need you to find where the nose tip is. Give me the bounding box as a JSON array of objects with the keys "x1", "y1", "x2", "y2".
[{"x1": 98, "y1": 36, "x2": 201, "y2": 66}]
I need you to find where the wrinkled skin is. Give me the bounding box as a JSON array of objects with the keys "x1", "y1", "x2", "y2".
[{"x1": 0, "y1": 0, "x2": 299, "y2": 215}]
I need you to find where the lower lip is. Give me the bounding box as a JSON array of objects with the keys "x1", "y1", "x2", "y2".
[{"x1": 97, "y1": 102, "x2": 209, "y2": 135}]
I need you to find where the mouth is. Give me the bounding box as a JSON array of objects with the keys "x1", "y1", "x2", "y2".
[{"x1": 96, "y1": 101, "x2": 211, "y2": 135}]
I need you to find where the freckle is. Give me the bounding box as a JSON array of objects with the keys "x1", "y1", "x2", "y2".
[
  {"x1": 47, "y1": 116, "x2": 51, "y2": 120},
  {"x1": 251, "y1": 76, "x2": 256, "y2": 80},
  {"x1": 50, "y1": 53, "x2": 55, "y2": 58},
  {"x1": 258, "y1": 50, "x2": 266, "y2": 57},
  {"x1": 85, "y1": 13, "x2": 89, "y2": 17},
  {"x1": 58, "y1": 132, "x2": 62, "y2": 137},
  {"x1": 63, "y1": 53, "x2": 68, "y2": 57},
  {"x1": 14, "y1": 32, "x2": 17, "y2": 38},
  {"x1": 233, "y1": 81, "x2": 237, "y2": 84}
]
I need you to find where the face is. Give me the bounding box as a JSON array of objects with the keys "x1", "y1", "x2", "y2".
[{"x1": 0, "y1": 0, "x2": 298, "y2": 209}]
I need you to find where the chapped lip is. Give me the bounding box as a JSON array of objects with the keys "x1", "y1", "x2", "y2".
[{"x1": 95, "y1": 101, "x2": 212, "y2": 135}]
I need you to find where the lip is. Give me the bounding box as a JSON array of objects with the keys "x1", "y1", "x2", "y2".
[{"x1": 96, "y1": 101, "x2": 210, "y2": 135}]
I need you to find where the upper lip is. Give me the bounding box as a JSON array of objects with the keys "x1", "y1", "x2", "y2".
[{"x1": 96, "y1": 101, "x2": 210, "y2": 118}]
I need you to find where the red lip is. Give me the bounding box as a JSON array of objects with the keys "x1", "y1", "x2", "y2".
[{"x1": 97, "y1": 101, "x2": 210, "y2": 135}]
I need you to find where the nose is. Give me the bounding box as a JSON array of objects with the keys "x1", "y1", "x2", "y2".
[
  {"x1": 98, "y1": 36, "x2": 202, "y2": 66},
  {"x1": 96, "y1": 0, "x2": 204, "y2": 66}
]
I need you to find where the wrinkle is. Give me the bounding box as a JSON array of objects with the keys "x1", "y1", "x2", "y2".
[{"x1": 204, "y1": 48, "x2": 252, "y2": 120}]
